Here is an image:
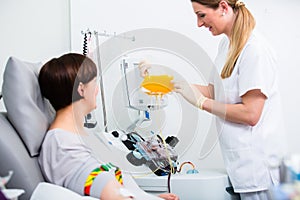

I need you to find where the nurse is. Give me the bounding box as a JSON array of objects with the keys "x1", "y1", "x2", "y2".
[{"x1": 171, "y1": 0, "x2": 287, "y2": 199}]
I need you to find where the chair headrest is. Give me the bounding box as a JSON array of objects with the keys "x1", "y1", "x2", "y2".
[{"x1": 2, "y1": 57, "x2": 55, "y2": 157}]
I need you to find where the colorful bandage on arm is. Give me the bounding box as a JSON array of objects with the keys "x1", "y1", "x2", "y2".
[{"x1": 84, "y1": 163, "x2": 123, "y2": 196}]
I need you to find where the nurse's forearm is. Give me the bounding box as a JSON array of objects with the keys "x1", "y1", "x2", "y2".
[
  {"x1": 202, "y1": 89, "x2": 266, "y2": 126},
  {"x1": 202, "y1": 99, "x2": 260, "y2": 126},
  {"x1": 193, "y1": 84, "x2": 214, "y2": 99}
]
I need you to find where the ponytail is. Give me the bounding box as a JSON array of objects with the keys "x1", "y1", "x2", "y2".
[{"x1": 221, "y1": 1, "x2": 255, "y2": 78}]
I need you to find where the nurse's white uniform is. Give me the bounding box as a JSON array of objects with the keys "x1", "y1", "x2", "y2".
[{"x1": 210, "y1": 30, "x2": 287, "y2": 193}]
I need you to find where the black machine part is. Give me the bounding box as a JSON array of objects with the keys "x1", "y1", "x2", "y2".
[{"x1": 122, "y1": 132, "x2": 179, "y2": 176}]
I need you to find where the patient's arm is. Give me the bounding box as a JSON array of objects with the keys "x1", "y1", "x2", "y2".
[
  {"x1": 158, "y1": 193, "x2": 179, "y2": 200},
  {"x1": 121, "y1": 173, "x2": 179, "y2": 200},
  {"x1": 100, "y1": 179, "x2": 133, "y2": 200}
]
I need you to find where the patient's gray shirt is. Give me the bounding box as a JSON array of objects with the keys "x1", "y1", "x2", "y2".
[{"x1": 38, "y1": 129, "x2": 115, "y2": 197}]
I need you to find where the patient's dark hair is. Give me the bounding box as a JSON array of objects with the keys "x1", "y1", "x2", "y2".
[{"x1": 39, "y1": 53, "x2": 97, "y2": 111}]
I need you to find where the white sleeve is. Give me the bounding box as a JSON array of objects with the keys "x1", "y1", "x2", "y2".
[{"x1": 237, "y1": 41, "x2": 277, "y2": 98}]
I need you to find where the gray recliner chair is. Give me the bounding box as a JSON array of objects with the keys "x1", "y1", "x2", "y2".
[
  {"x1": 0, "y1": 112, "x2": 44, "y2": 200},
  {"x1": 0, "y1": 57, "x2": 54, "y2": 200},
  {"x1": 0, "y1": 56, "x2": 104, "y2": 200},
  {"x1": 0, "y1": 56, "x2": 156, "y2": 200}
]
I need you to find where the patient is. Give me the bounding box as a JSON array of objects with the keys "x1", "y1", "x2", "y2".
[{"x1": 38, "y1": 53, "x2": 179, "y2": 200}]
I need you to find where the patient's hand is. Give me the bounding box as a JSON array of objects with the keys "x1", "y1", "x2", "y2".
[{"x1": 158, "y1": 193, "x2": 179, "y2": 200}]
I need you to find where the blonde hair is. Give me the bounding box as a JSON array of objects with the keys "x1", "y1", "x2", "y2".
[{"x1": 191, "y1": 0, "x2": 256, "y2": 78}]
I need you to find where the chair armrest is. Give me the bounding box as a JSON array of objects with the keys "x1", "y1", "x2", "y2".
[{"x1": 30, "y1": 182, "x2": 98, "y2": 200}]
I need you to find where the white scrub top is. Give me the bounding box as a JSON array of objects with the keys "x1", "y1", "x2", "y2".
[{"x1": 211, "y1": 31, "x2": 287, "y2": 193}]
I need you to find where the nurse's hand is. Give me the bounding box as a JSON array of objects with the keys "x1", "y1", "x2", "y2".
[
  {"x1": 173, "y1": 81, "x2": 207, "y2": 110},
  {"x1": 138, "y1": 60, "x2": 151, "y2": 77}
]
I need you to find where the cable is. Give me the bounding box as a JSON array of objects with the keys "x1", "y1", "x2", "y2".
[
  {"x1": 177, "y1": 161, "x2": 196, "y2": 173},
  {"x1": 166, "y1": 161, "x2": 198, "y2": 193},
  {"x1": 82, "y1": 30, "x2": 91, "y2": 56},
  {"x1": 83, "y1": 33, "x2": 88, "y2": 55},
  {"x1": 167, "y1": 171, "x2": 172, "y2": 193},
  {"x1": 155, "y1": 94, "x2": 175, "y2": 193}
]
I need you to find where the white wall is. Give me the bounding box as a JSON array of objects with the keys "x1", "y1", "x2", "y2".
[{"x1": 0, "y1": 0, "x2": 71, "y2": 110}]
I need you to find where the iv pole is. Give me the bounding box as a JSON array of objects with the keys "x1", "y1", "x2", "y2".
[
  {"x1": 82, "y1": 30, "x2": 135, "y2": 132},
  {"x1": 94, "y1": 31, "x2": 108, "y2": 132}
]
